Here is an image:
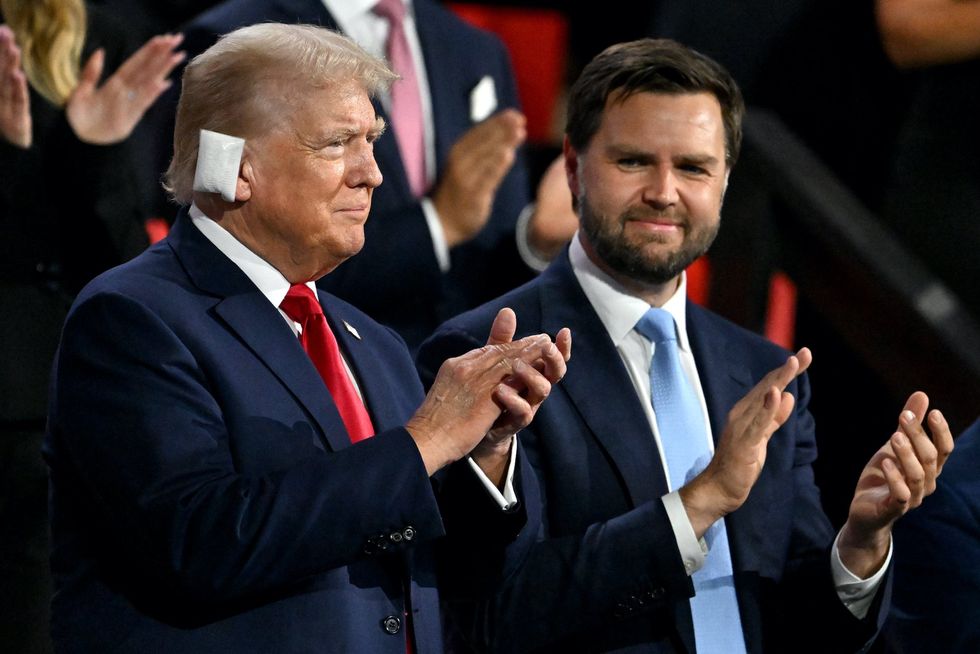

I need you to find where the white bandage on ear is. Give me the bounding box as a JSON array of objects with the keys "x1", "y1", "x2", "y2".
[{"x1": 193, "y1": 129, "x2": 245, "y2": 202}]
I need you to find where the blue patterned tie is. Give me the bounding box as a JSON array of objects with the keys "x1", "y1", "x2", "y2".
[{"x1": 635, "y1": 308, "x2": 746, "y2": 654}]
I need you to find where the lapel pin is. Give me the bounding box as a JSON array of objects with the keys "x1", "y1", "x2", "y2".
[{"x1": 343, "y1": 321, "x2": 361, "y2": 340}]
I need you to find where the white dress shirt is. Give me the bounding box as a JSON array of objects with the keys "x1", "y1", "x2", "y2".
[{"x1": 567, "y1": 233, "x2": 889, "y2": 618}]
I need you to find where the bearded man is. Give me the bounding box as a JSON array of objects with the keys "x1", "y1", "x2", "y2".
[{"x1": 416, "y1": 38, "x2": 953, "y2": 654}]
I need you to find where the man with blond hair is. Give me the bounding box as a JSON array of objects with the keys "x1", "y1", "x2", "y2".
[{"x1": 44, "y1": 24, "x2": 567, "y2": 653}]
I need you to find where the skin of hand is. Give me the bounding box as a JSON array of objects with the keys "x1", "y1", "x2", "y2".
[
  {"x1": 876, "y1": 0, "x2": 980, "y2": 68},
  {"x1": 406, "y1": 317, "x2": 566, "y2": 477},
  {"x1": 679, "y1": 347, "x2": 813, "y2": 539},
  {"x1": 526, "y1": 154, "x2": 580, "y2": 261},
  {"x1": 470, "y1": 307, "x2": 572, "y2": 484},
  {"x1": 0, "y1": 24, "x2": 31, "y2": 148},
  {"x1": 431, "y1": 108, "x2": 527, "y2": 247},
  {"x1": 66, "y1": 33, "x2": 185, "y2": 145},
  {"x1": 837, "y1": 391, "x2": 954, "y2": 578}
]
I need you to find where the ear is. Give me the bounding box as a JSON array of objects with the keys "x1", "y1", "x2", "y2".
[
  {"x1": 563, "y1": 135, "x2": 580, "y2": 197},
  {"x1": 235, "y1": 159, "x2": 253, "y2": 202}
]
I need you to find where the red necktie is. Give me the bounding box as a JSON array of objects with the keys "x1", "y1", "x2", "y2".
[
  {"x1": 373, "y1": 0, "x2": 427, "y2": 198},
  {"x1": 279, "y1": 284, "x2": 375, "y2": 443}
]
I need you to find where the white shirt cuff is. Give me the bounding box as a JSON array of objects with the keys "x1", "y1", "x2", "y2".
[
  {"x1": 662, "y1": 491, "x2": 707, "y2": 575},
  {"x1": 830, "y1": 530, "x2": 892, "y2": 619},
  {"x1": 466, "y1": 435, "x2": 519, "y2": 511},
  {"x1": 514, "y1": 202, "x2": 552, "y2": 272},
  {"x1": 420, "y1": 197, "x2": 451, "y2": 272}
]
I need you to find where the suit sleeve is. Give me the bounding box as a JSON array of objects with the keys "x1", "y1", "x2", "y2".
[{"x1": 47, "y1": 290, "x2": 445, "y2": 604}]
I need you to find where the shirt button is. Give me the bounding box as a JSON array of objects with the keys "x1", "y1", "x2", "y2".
[{"x1": 381, "y1": 615, "x2": 402, "y2": 635}]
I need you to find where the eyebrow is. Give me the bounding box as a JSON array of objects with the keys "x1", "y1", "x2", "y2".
[{"x1": 605, "y1": 144, "x2": 720, "y2": 167}]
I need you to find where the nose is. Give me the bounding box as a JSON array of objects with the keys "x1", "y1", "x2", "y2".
[
  {"x1": 347, "y1": 145, "x2": 383, "y2": 190},
  {"x1": 643, "y1": 166, "x2": 678, "y2": 209}
]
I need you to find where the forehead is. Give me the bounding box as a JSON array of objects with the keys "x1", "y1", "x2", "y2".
[
  {"x1": 595, "y1": 91, "x2": 724, "y2": 154},
  {"x1": 274, "y1": 78, "x2": 379, "y2": 135}
]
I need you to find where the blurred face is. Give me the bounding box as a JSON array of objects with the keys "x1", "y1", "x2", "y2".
[
  {"x1": 568, "y1": 91, "x2": 728, "y2": 297},
  {"x1": 240, "y1": 79, "x2": 384, "y2": 281}
]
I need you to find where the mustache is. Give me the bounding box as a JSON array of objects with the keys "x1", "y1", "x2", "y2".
[{"x1": 620, "y1": 205, "x2": 684, "y2": 224}]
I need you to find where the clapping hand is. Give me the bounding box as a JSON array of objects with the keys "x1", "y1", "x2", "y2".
[{"x1": 66, "y1": 33, "x2": 184, "y2": 145}]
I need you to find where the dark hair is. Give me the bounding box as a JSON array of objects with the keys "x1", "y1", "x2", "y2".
[{"x1": 566, "y1": 38, "x2": 744, "y2": 166}]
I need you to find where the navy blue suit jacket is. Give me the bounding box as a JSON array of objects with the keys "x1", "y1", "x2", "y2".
[
  {"x1": 45, "y1": 212, "x2": 455, "y2": 652},
  {"x1": 886, "y1": 418, "x2": 980, "y2": 653},
  {"x1": 147, "y1": 0, "x2": 532, "y2": 348},
  {"x1": 417, "y1": 251, "x2": 887, "y2": 653}
]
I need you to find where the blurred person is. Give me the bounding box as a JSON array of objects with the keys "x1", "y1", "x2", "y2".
[
  {"x1": 143, "y1": 0, "x2": 580, "y2": 350},
  {"x1": 876, "y1": 0, "x2": 980, "y2": 319},
  {"x1": 885, "y1": 418, "x2": 980, "y2": 653},
  {"x1": 43, "y1": 23, "x2": 569, "y2": 653},
  {"x1": 417, "y1": 38, "x2": 954, "y2": 653},
  {"x1": 0, "y1": 2, "x2": 182, "y2": 651}
]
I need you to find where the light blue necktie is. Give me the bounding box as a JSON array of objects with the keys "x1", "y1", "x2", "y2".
[{"x1": 635, "y1": 308, "x2": 746, "y2": 654}]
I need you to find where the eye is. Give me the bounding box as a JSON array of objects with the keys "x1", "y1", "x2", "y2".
[
  {"x1": 617, "y1": 157, "x2": 645, "y2": 169},
  {"x1": 679, "y1": 163, "x2": 708, "y2": 175}
]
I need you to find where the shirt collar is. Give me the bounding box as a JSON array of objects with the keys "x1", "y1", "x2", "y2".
[
  {"x1": 569, "y1": 232, "x2": 692, "y2": 352},
  {"x1": 189, "y1": 203, "x2": 316, "y2": 308},
  {"x1": 323, "y1": 0, "x2": 412, "y2": 24}
]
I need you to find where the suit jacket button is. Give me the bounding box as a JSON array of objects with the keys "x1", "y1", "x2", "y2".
[
  {"x1": 382, "y1": 615, "x2": 402, "y2": 635},
  {"x1": 390, "y1": 531, "x2": 404, "y2": 543},
  {"x1": 403, "y1": 526, "x2": 415, "y2": 541}
]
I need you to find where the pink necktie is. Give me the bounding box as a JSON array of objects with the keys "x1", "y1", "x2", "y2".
[
  {"x1": 279, "y1": 284, "x2": 375, "y2": 443},
  {"x1": 373, "y1": 0, "x2": 427, "y2": 198}
]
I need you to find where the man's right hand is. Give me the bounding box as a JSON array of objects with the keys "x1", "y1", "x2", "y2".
[
  {"x1": 431, "y1": 108, "x2": 526, "y2": 247},
  {"x1": 406, "y1": 320, "x2": 564, "y2": 476},
  {"x1": 680, "y1": 348, "x2": 813, "y2": 538}
]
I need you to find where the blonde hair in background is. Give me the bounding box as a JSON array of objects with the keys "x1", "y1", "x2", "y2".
[
  {"x1": 1, "y1": 0, "x2": 86, "y2": 107},
  {"x1": 164, "y1": 23, "x2": 397, "y2": 205}
]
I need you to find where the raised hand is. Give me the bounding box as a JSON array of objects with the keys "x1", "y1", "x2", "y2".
[
  {"x1": 0, "y1": 24, "x2": 31, "y2": 148},
  {"x1": 66, "y1": 33, "x2": 184, "y2": 145},
  {"x1": 526, "y1": 153, "x2": 579, "y2": 262},
  {"x1": 838, "y1": 391, "x2": 954, "y2": 577},
  {"x1": 680, "y1": 348, "x2": 813, "y2": 538},
  {"x1": 469, "y1": 308, "x2": 570, "y2": 482},
  {"x1": 431, "y1": 108, "x2": 527, "y2": 247}
]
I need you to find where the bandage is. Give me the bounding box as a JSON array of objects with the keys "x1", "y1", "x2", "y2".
[{"x1": 192, "y1": 129, "x2": 245, "y2": 202}]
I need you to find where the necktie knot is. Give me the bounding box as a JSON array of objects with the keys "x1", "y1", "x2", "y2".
[
  {"x1": 635, "y1": 307, "x2": 677, "y2": 345},
  {"x1": 373, "y1": 0, "x2": 406, "y2": 24},
  {"x1": 279, "y1": 283, "x2": 322, "y2": 325}
]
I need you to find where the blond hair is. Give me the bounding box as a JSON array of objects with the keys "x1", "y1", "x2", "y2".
[
  {"x1": 1, "y1": 0, "x2": 85, "y2": 106},
  {"x1": 164, "y1": 23, "x2": 396, "y2": 205}
]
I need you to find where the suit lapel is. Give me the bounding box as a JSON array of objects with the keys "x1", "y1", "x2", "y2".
[
  {"x1": 539, "y1": 255, "x2": 670, "y2": 506},
  {"x1": 168, "y1": 213, "x2": 352, "y2": 452},
  {"x1": 320, "y1": 297, "x2": 406, "y2": 433},
  {"x1": 413, "y1": 0, "x2": 460, "y2": 172},
  {"x1": 272, "y1": 0, "x2": 335, "y2": 25},
  {"x1": 686, "y1": 304, "x2": 754, "y2": 447}
]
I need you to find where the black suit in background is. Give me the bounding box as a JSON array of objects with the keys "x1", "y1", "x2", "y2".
[{"x1": 0, "y1": 6, "x2": 149, "y2": 652}]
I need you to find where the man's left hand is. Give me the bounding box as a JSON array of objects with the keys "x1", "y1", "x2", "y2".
[
  {"x1": 838, "y1": 391, "x2": 954, "y2": 578},
  {"x1": 470, "y1": 307, "x2": 571, "y2": 483}
]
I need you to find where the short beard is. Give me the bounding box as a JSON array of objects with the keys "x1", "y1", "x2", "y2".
[{"x1": 578, "y1": 192, "x2": 719, "y2": 286}]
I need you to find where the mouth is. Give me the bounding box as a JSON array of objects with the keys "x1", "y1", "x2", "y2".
[{"x1": 626, "y1": 217, "x2": 683, "y2": 235}]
